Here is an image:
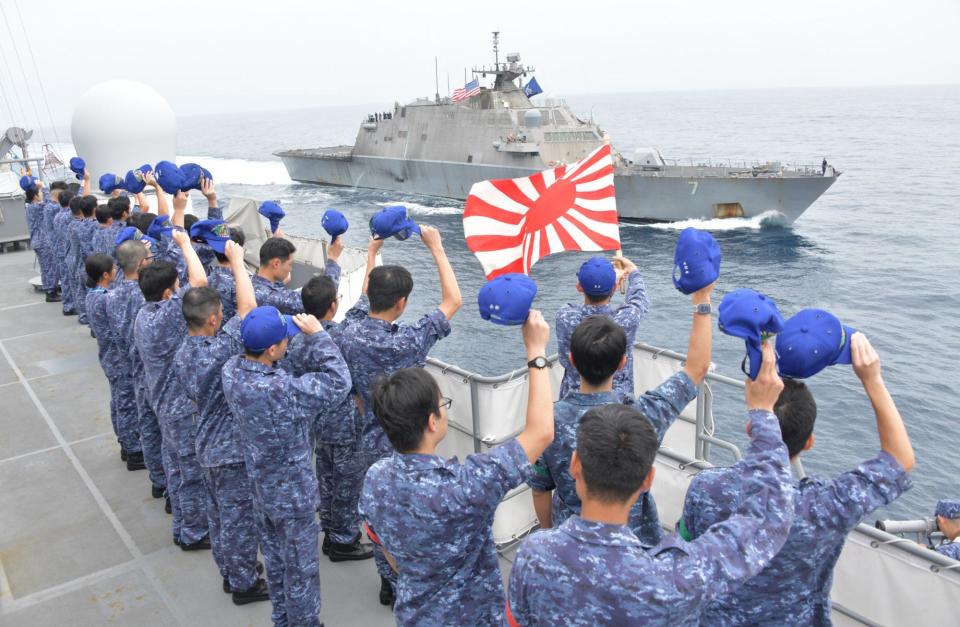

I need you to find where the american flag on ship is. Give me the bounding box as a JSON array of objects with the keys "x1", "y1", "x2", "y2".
[
  {"x1": 452, "y1": 79, "x2": 481, "y2": 102},
  {"x1": 463, "y1": 144, "x2": 620, "y2": 279}
]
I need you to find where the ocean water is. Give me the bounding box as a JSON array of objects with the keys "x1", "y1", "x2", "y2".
[{"x1": 168, "y1": 84, "x2": 959, "y2": 521}]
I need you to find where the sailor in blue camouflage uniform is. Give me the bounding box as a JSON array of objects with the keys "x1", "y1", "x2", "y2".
[
  {"x1": 339, "y1": 229, "x2": 461, "y2": 603},
  {"x1": 206, "y1": 227, "x2": 247, "y2": 324},
  {"x1": 108, "y1": 235, "x2": 167, "y2": 495},
  {"x1": 934, "y1": 500, "x2": 960, "y2": 560},
  {"x1": 507, "y1": 341, "x2": 796, "y2": 627},
  {"x1": 85, "y1": 252, "x2": 145, "y2": 469},
  {"x1": 252, "y1": 236, "x2": 305, "y2": 314},
  {"x1": 680, "y1": 331, "x2": 914, "y2": 626},
  {"x1": 24, "y1": 180, "x2": 61, "y2": 302},
  {"x1": 52, "y1": 191, "x2": 78, "y2": 314},
  {"x1": 529, "y1": 279, "x2": 713, "y2": 547},
  {"x1": 39, "y1": 181, "x2": 69, "y2": 297},
  {"x1": 360, "y1": 309, "x2": 552, "y2": 626},
  {"x1": 60, "y1": 195, "x2": 87, "y2": 316},
  {"x1": 134, "y1": 229, "x2": 211, "y2": 548},
  {"x1": 173, "y1": 237, "x2": 270, "y2": 604},
  {"x1": 91, "y1": 196, "x2": 133, "y2": 257},
  {"x1": 280, "y1": 237, "x2": 373, "y2": 562},
  {"x1": 222, "y1": 306, "x2": 351, "y2": 627},
  {"x1": 71, "y1": 196, "x2": 99, "y2": 325},
  {"x1": 555, "y1": 254, "x2": 649, "y2": 402}
]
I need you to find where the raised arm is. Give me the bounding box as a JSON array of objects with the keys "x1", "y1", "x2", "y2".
[
  {"x1": 170, "y1": 190, "x2": 188, "y2": 228},
  {"x1": 82, "y1": 169, "x2": 91, "y2": 196},
  {"x1": 145, "y1": 171, "x2": 169, "y2": 217},
  {"x1": 226, "y1": 240, "x2": 255, "y2": 319},
  {"x1": 134, "y1": 192, "x2": 148, "y2": 214},
  {"x1": 200, "y1": 178, "x2": 222, "y2": 220},
  {"x1": 613, "y1": 255, "x2": 651, "y2": 318},
  {"x1": 683, "y1": 281, "x2": 714, "y2": 385},
  {"x1": 171, "y1": 229, "x2": 207, "y2": 288},
  {"x1": 852, "y1": 333, "x2": 915, "y2": 472},
  {"x1": 515, "y1": 311, "x2": 555, "y2": 463},
  {"x1": 288, "y1": 314, "x2": 352, "y2": 416},
  {"x1": 361, "y1": 237, "x2": 383, "y2": 295},
  {"x1": 420, "y1": 226, "x2": 462, "y2": 320}
]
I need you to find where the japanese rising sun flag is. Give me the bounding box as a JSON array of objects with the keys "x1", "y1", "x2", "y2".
[{"x1": 463, "y1": 144, "x2": 620, "y2": 279}]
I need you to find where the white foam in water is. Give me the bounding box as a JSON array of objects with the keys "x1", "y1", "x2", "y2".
[
  {"x1": 177, "y1": 156, "x2": 291, "y2": 186},
  {"x1": 631, "y1": 210, "x2": 788, "y2": 231},
  {"x1": 376, "y1": 200, "x2": 463, "y2": 216}
]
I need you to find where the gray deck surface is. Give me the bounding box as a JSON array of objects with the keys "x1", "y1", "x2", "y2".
[{"x1": 0, "y1": 249, "x2": 515, "y2": 626}]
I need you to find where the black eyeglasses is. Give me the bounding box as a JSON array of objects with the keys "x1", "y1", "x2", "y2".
[{"x1": 438, "y1": 397, "x2": 453, "y2": 411}]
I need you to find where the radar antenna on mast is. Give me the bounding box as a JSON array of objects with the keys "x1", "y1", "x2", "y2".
[{"x1": 492, "y1": 31, "x2": 499, "y2": 70}]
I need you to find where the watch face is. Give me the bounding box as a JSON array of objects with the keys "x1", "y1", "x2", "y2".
[{"x1": 530, "y1": 356, "x2": 547, "y2": 368}]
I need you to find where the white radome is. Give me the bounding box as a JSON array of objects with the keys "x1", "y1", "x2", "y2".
[{"x1": 71, "y1": 80, "x2": 176, "y2": 185}]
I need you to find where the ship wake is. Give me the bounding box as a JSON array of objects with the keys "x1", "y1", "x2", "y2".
[{"x1": 628, "y1": 210, "x2": 789, "y2": 232}]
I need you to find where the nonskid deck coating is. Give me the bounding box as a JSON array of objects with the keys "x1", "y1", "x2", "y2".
[{"x1": 0, "y1": 249, "x2": 516, "y2": 626}]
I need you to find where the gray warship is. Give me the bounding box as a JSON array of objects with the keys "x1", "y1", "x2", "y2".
[{"x1": 277, "y1": 34, "x2": 839, "y2": 223}]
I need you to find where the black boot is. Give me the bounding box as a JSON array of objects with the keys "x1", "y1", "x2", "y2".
[
  {"x1": 179, "y1": 535, "x2": 212, "y2": 551},
  {"x1": 126, "y1": 451, "x2": 145, "y2": 471},
  {"x1": 223, "y1": 562, "x2": 264, "y2": 593},
  {"x1": 120, "y1": 449, "x2": 128, "y2": 462},
  {"x1": 321, "y1": 533, "x2": 330, "y2": 556},
  {"x1": 151, "y1": 484, "x2": 165, "y2": 499},
  {"x1": 329, "y1": 534, "x2": 374, "y2": 562},
  {"x1": 45, "y1": 292, "x2": 61, "y2": 303},
  {"x1": 62, "y1": 309, "x2": 78, "y2": 316},
  {"x1": 379, "y1": 576, "x2": 395, "y2": 607},
  {"x1": 164, "y1": 496, "x2": 171, "y2": 514},
  {"x1": 231, "y1": 578, "x2": 270, "y2": 605}
]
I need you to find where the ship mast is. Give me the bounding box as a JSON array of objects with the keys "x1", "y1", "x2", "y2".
[{"x1": 492, "y1": 31, "x2": 499, "y2": 70}]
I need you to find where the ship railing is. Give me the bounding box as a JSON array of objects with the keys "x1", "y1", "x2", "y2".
[
  {"x1": 654, "y1": 156, "x2": 826, "y2": 174},
  {"x1": 423, "y1": 341, "x2": 960, "y2": 624}
]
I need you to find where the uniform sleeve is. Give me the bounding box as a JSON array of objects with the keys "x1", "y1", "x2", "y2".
[
  {"x1": 936, "y1": 542, "x2": 960, "y2": 561},
  {"x1": 206, "y1": 203, "x2": 223, "y2": 220},
  {"x1": 262, "y1": 286, "x2": 304, "y2": 315},
  {"x1": 286, "y1": 332, "x2": 351, "y2": 419},
  {"x1": 656, "y1": 410, "x2": 795, "y2": 604},
  {"x1": 633, "y1": 370, "x2": 698, "y2": 444},
  {"x1": 527, "y1": 453, "x2": 557, "y2": 492},
  {"x1": 402, "y1": 308, "x2": 452, "y2": 362},
  {"x1": 678, "y1": 467, "x2": 740, "y2": 541},
  {"x1": 343, "y1": 294, "x2": 370, "y2": 322},
  {"x1": 808, "y1": 451, "x2": 912, "y2": 531},
  {"x1": 214, "y1": 316, "x2": 244, "y2": 360},
  {"x1": 324, "y1": 260, "x2": 341, "y2": 287},
  {"x1": 450, "y1": 438, "x2": 529, "y2": 512},
  {"x1": 614, "y1": 271, "x2": 651, "y2": 328},
  {"x1": 555, "y1": 307, "x2": 575, "y2": 377}
]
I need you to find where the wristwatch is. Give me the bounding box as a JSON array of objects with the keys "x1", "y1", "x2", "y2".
[
  {"x1": 694, "y1": 302, "x2": 712, "y2": 315},
  {"x1": 527, "y1": 356, "x2": 549, "y2": 370}
]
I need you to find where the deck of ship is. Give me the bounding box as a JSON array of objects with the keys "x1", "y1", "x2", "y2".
[{"x1": 0, "y1": 248, "x2": 520, "y2": 626}]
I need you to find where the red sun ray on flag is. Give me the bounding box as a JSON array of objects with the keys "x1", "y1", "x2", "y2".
[{"x1": 463, "y1": 144, "x2": 621, "y2": 280}]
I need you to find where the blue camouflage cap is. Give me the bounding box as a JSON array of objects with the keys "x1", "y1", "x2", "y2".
[
  {"x1": 936, "y1": 500, "x2": 960, "y2": 520},
  {"x1": 179, "y1": 162, "x2": 212, "y2": 191},
  {"x1": 190, "y1": 219, "x2": 231, "y2": 254},
  {"x1": 147, "y1": 215, "x2": 173, "y2": 240},
  {"x1": 673, "y1": 227, "x2": 721, "y2": 295},
  {"x1": 478, "y1": 273, "x2": 538, "y2": 325},
  {"x1": 98, "y1": 173, "x2": 126, "y2": 194},
  {"x1": 258, "y1": 201, "x2": 286, "y2": 234},
  {"x1": 240, "y1": 305, "x2": 301, "y2": 351},
  {"x1": 776, "y1": 309, "x2": 856, "y2": 379},
  {"x1": 321, "y1": 208, "x2": 349, "y2": 242},
  {"x1": 69, "y1": 157, "x2": 85, "y2": 180},
  {"x1": 577, "y1": 256, "x2": 616, "y2": 296},
  {"x1": 154, "y1": 160, "x2": 184, "y2": 194},
  {"x1": 19, "y1": 175, "x2": 37, "y2": 191},
  {"x1": 370, "y1": 205, "x2": 421, "y2": 241},
  {"x1": 718, "y1": 289, "x2": 785, "y2": 380},
  {"x1": 123, "y1": 164, "x2": 153, "y2": 194}
]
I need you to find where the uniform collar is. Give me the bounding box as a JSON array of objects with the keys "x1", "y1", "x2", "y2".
[
  {"x1": 363, "y1": 315, "x2": 399, "y2": 333},
  {"x1": 393, "y1": 451, "x2": 448, "y2": 472},
  {"x1": 560, "y1": 390, "x2": 620, "y2": 406},
  {"x1": 253, "y1": 273, "x2": 284, "y2": 288},
  {"x1": 236, "y1": 357, "x2": 277, "y2": 374},
  {"x1": 560, "y1": 515, "x2": 643, "y2": 548}
]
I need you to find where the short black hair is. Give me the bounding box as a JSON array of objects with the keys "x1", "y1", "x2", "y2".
[
  {"x1": 371, "y1": 368, "x2": 441, "y2": 453},
  {"x1": 183, "y1": 214, "x2": 199, "y2": 233},
  {"x1": 368, "y1": 265, "x2": 413, "y2": 313},
  {"x1": 301, "y1": 275, "x2": 337, "y2": 318},
  {"x1": 85, "y1": 253, "x2": 114, "y2": 288},
  {"x1": 117, "y1": 240, "x2": 148, "y2": 273},
  {"x1": 570, "y1": 316, "x2": 627, "y2": 386},
  {"x1": 108, "y1": 196, "x2": 130, "y2": 220},
  {"x1": 127, "y1": 211, "x2": 156, "y2": 234},
  {"x1": 95, "y1": 204, "x2": 113, "y2": 224},
  {"x1": 69, "y1": 195, "x2": 84, "y2": 215},
  {"x1": 259, "y1": 237, "x2": 296, "y2": 266},
  {"x1": 585, "y1": 289, "x2": 614, "y2": 305},
  {"x1": 58, "y1": 190, "x2": 74, "y2": 208},
  {"x1": 576, "y1": 404, "x2": 658, "y2": 503},
  {"x1": 50, "y1": 181, "x2": 68, "y2": 191},
  {"x1": 81, "y1": 195, "x2": 97, "y2": 217},
  {"x1": 138, "y1": 261, "x2": 178, "y2": 302},
  {"x1": 182, "y1": 287, "x2": 222, "y2": 329},
  {"x1": 214, "y1": 227, "x2": 245, "y2": 263},
  {"x1": 25, "y1": 187, "x2": 40, "y2": 203},
  {"x1": 774, "y1": 379, "x2": 817, "y2": 457}
]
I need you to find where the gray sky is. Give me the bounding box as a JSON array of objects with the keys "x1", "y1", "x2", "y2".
[{"x1": 1, "y1": 0, "x2": 958, "y2": 127}]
